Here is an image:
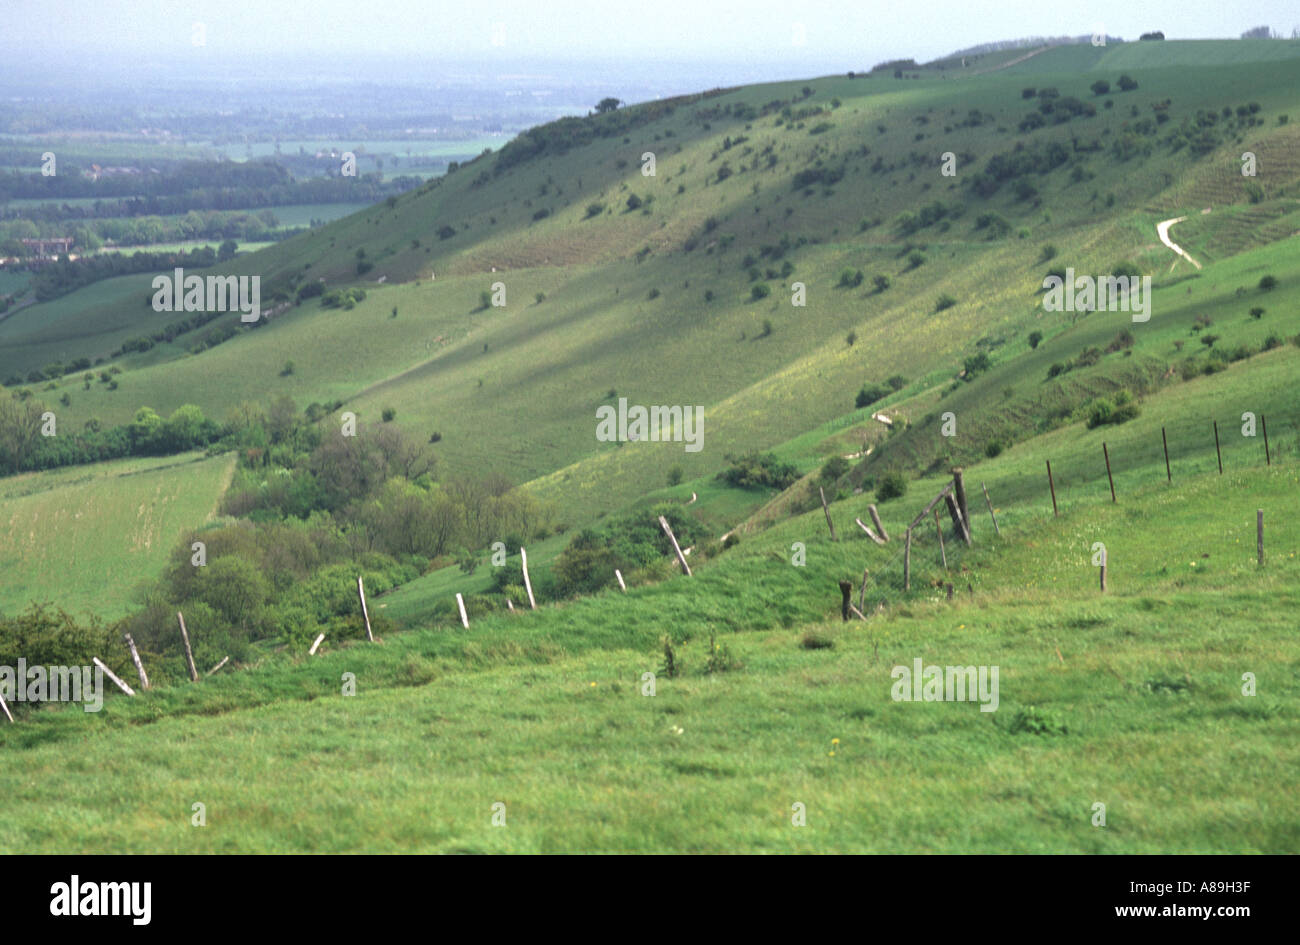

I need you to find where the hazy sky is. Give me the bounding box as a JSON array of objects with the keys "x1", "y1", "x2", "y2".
[{"x1": 4, "y1": 0, "x2": 1298, "y2": 81}]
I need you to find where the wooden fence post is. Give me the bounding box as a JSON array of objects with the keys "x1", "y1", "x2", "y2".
[
  {"x1": 177, "y1": 611, "x2": 199, "y2": 682},
  {"x1": 93, "y1": 657, "x2": 135, "y2": 696},
  {"x1": 456, "y1": 592, "x2": 469, "y2": 628},
  {"x1": 951, "y1": 467, "x2": 969, "y2": 530},
  {"x1": 357, "y1": 576, "x2": 374, "y2": 642},
  {"x1": 309, "y1": 633, "x2": 325, "y2": 655},
  {"x1": 1100, "y1": 554, "x2": 1107, "y2": 592},
  {"x1": 520, "y1": 546, "x2": 538, "y2": 606},
  {"x1": 1262, "y1": 415, "x2": 1271, "y2": 466},
  {"x1": 0, "y1": 692, "x2": 12, "y2": 723},
  {"x1": 615, "y1": 569, "x2": 626, "y2": 591},
  {"x1": 1213, "y1": 421, "x2": 1223, "y2": 475},
  {"x1": 981, "y1": 482, "x2": 1000, "y2": 536},
  {"x1": 1046, "y1": 460, "x2": 1059, "y2": 517},
  {"x1": 819, "y1": 486, "x2": 837, "y2": 541},
  {"x1": 206, "y1": 657, "x2": 229, "y2": 676},
  {"x1": 903, "y1": 528, "x2": 912, "y2": 591},
  {"x1": 839, "y1": 581, "x2": 852, "y2": 621},
  {"x1": 855, "y1": 517, "x2": 886, "y2": 544},
  {"x1": 858, "y1": 567, "x2": 869, "y2": 614},
  {"x1": 1258, "y1": 509, "x2": 1264, "y2": 566},
  {"x1": 944, "y1": 493, "x2": 971, "y2": 546},
  {"x1": 933, "y1": 508, "x2": 947, "y2": 570},
  {"x1": 1162, "y1": 427, "x2": 1171, "y2": 483},
  {"x1": 946, "y1": 582, "x2": 954, "y2": 601},
  {"x1": 867, "y1": 504, "x2": 889, "y2": 542},
  {"x1": 123, "y1": 633, "x2": 149, "y2": 690},
  {"x1": 658, "y1": 517, "x2": 692, "y2": 576},
  {"x1": 1103, "y1": 442, "x2": 1116, "y2": 503}
]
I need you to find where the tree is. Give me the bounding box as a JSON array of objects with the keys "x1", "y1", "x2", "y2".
[
  {"x1": 0, "y1": 390, "x2": 44, "y2": 472},
  {"x1": 1090, "y1": 80, "x2": 1111, "y2": 96},
  {"x1": 217, "y1": 239, "x2": 238, "y2": 261},
  {"x1": 1117, "y1": 74, "x2": 1138, "y2": 92},
  {"x1": 594, "y1": 97, "x2": 622, "y2": 114}
]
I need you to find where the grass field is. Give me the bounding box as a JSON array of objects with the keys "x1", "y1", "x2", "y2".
[
  {"x1": 1, "y1": 38, "x2": 1298, "y2": 853},
  {"x1": 0, "y1": 458, "x2": 1294, "y2": 852},
  {"x1": 0, "y1": 452, "x2": 235, "y2": 620}
]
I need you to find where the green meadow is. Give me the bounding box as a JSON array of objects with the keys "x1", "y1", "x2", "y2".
[{"x1": 1, "y1": 38, "x2": 1298, "y2": 852}]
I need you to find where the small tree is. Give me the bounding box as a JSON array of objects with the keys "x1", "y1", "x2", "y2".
[
  {"x1": 1090, "y1": 80, "x2": 1111, "y2": 96},
  {"x1": 1117, "y1": 74, "x2": 1138, "y2": 92},
  {"x1": 594, "y1": 97, "x2": 622, "y2": 114}
]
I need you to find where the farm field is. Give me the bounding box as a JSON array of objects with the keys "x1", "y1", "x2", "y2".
[{"x1": 0, "y1": 451, "x2": 236, "y2": 620}]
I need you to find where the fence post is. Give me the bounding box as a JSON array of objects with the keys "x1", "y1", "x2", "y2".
[
  {"x1": 1258, "y1": 509, "x2": 1264, "y2": 566},
  {"x1": 1162, "y1": 426, "x2": 1172, "y2": 483},
  {"x1": 981, "y1": 482, "x2": 1001, "y2": 536},
  {"x1": 1213, "y1": 421, "x2": 1223, "y2": 475},
  {"x1": 1103, "y1": 442, "x2": 1116, "y2": 503},
  {"x1": 1046, "y1": 460, "x2": 1059, "y2": 517}
]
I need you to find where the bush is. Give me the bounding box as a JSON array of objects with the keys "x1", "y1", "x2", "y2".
[
  {"x1": 856, "y1": 383, "x2": 890, "y2": 409},
  {"x1": 935, "y1": 294, "x2": 957, "y2": 312},
  {"x1": 716, "y1": 452, "x2": 800, "y2": 490},
  {"x1": 985, "y1": 440, "x2": 1004, "y2": 458},
  {"x1": 381, "y1": 407, "x2": 396, "y2": 422},
  {"x1": 1117, "y1": 74, "x2": 1138, "y2": 92},
  {"x1": 666, "y1": 466, "x2": 683, "y2": 486},
  {"x1": 887, "y1": 375, "x2": 907, "y2": 391},
  {"x1": 1028, "y1": 330, "x2": 1044, "y2": 349},
  {"x1": 819, "y1": 456, "x2": 850, "y2": 483},
  {"x1": 837, "y1": 268, "x2": 864, "y2": 288},
  {"x1": 875, "y1": 473, "x2": 907, "y2": 502},
  {"x1": 584, "y1": 202, "x2": 605, "y2": 218},
  {"x1": 872, "y1": 274, "x2": 890, "y2": 292},
  {"x1": 751, "y1": 283, "x2": 771, "y2": 300},
  {"x1": 1259, "y1": 275, "x2": 1277, "y2": 290}
]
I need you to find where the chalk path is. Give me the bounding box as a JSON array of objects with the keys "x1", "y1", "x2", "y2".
[{"x1": 1156, "y1": 211, "x2": 1208, "y2": 271}]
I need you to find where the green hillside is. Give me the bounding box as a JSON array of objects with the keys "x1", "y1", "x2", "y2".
[{"x1": 1, "y1": 38, "x2": 1298, "y2": 853}]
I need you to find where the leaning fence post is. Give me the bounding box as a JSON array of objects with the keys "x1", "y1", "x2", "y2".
[
  {"x1": 658, "y1": 516, "x2": 692, "y2": 576},
  {"x1": 357, "y1": 576, "x2": 374, "y2": 642},
  {"x1": 615, "y1": 569, "x2": 626, "y2": 592},
  {"x1": 981, "y1": 482, "x2": 1000, "y2": 536},
  {"x1": 819, "y1": 486, "x2": 837, "y2": 541},
  {"x1": 93, "y1": 657, "x2": 135, "y2": 697},
  {"x1": 933, "y1": 508, "x2": 947, "y2": 570},
  {"x1": 456, "y1": 592, "x2": 469, "y2": 629},
  {"x1": 520, "y1": 546, "x2": 538, "y2": 607},
  {"x1": 1213, "y1": 421, "x2": 1223, "y2": 475},
  {"x1": 1262, "y1": 415, "x2": 1271, "y2": 466},
  {"x1": 867, "y1": 504, "x2": 889, "y2": 542},
  {"x1": 1162, "y1": 426, "x2": 1172, "y2": 483},
  {"x1": 1103, "y1": 442, "x2": 1116, "y2": 503},
  {"x1": 1258, "y1": 509, "x2": 1264, "y2": 566},
  {"x1": 1046, "y1": 460, "x2": 1059, "y2": 517},
  {"x1": 177, "y1": 611, "x2": 199, "y2": 682},
  {"x1": 123, "y1": 633, "x2": 150, "y2": 690},
  {"x1": 951, "y1": 467, "x2": 969, "y2": 530},
  {"x1": 903, "y1": 528, "x2": 912, "y2": 591}
]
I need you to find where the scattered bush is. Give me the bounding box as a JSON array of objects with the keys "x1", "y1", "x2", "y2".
[{"x1": 875, "y1": 473, "x2": 907, "y2": 502}]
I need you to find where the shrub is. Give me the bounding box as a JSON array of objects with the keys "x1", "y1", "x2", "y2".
[
  {"x1": 962, "y1": 352, "x2": 991, "y2": 380},
  {"x1": 819, "y1": 456, "x2": 850, "y2": 483},
  {"x1": 875, "y1": 473, "x2": 907, "y2": 502},
  {"x1": 935, "y1": 294, "x2": 957, "y2": 312},
  {"x1": 845, "y1": 331, "x2": 857, "y2": 347},
  {"x1": 751, "y1": 283, "x2": 771, "y2": 301},
  {"x1": 1028, "y1": 331, "x2": 1044, "y2": 349},
  {"x1": 667, "y1": 466, "x2": 683, "y2": 486},
  {"x1": 1117, "y1": 74, "x2": 1138, "y2": 92},
  {"x1": 985, "y1": 440, "x2": 1004, "y2": 458},
  {"x1": 872, "y1": 274, "x2": 890, "y2": 292},
  {"x1": 1090, "y1": 80, "x2": 1111, "y2": 96},
  {"x1": 584, "y1": 202, "x2": 605, "y2": 218},
  {"x1": 856, "y1": 383, "x2": 890, "y2": 408},
  {"x1": 837, "y1": 268, "x2": 864, "y2": 288},
  {"x1": 648, "y1": 287, "x2": 661, "y2": 299},
  {"x1": 801, "y1": 629, "x2": 835, "y2": 650},
  {"x1": 1259, "y1": 275, "x2": 1277, "y2": 290},
  {"x1": 906, "y1": 251, "x2": 926, "y2": 270},
  {"x1": 887, "y1": 375, "x2": 907, "y2": 391},
  {"x1": 716, "y1": 452, "x2": 800, "y2": 490}
]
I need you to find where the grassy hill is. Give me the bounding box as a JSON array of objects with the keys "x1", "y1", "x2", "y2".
[{"x1": 1, "y1": 38, "x2": 1298, "y2": 853}]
